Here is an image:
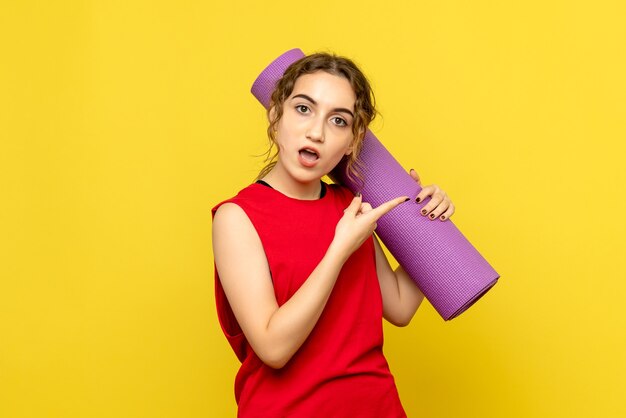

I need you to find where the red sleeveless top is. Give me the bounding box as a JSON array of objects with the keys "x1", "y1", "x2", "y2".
[{"x1": 211, "y1": 181, "x2": 406, "y2": 418}]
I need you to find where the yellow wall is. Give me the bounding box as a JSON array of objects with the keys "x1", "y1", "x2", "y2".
[{"x1": 1, "y1": 1, "x2": 625, "y2": 417}]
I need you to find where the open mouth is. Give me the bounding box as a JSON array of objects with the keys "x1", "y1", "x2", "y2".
[{"x1": 298, "y1": 148, "x2": 319, "y2": 162}]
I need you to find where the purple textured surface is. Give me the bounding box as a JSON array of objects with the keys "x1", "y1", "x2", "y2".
[
  {"x1": 250, "y1": 49, "x2": 500, "y2": 320},
  {"x1": 251, "y1": 48, "x2": 306, "y2": 109}
]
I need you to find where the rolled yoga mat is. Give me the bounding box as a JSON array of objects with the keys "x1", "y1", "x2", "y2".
[{"x1": 251, "y1": 48, "x2": 500, "y2": 320}]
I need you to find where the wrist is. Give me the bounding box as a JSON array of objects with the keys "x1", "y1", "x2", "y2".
[{"x1": 326, "y1": 241, "x2": 350, "y2": 266}]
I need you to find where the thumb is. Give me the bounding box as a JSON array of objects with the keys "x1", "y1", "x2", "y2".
[
  {"x1": 410, "y1": 168, "x2": 421, "y2": 184},
  {"x1": 343, "y1": 192, "x2": 362, "y2": 216}
]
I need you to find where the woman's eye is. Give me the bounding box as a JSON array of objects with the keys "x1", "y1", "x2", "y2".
[
  {"x1": 333, "y1": 117, "x2": 347, "y2": 127},
  {"x1": 296, "y1": 105, "x2": 309, "y2": 113}
]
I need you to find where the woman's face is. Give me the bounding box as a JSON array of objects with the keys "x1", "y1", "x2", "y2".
[{"x1": 271, "y1": 70, "x2": 356, "y2": 183}]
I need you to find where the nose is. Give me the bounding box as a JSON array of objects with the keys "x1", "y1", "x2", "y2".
[{"x1": 305, "y1": 116, "x2": 325, "y2": 143}]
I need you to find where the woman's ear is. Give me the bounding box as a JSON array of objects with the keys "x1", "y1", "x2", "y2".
[
  {"x1": 346, "y1": 129, "x2": 364, "y2": 156},
  {"x1": 345, "y1": 140, "x2": 355, "y2": 156},
  {"x1": 268, "y1": 102, "x2": 277, "y2": 125}
]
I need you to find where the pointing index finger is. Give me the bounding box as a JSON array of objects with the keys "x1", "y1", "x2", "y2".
[{"x1": 369, "y1": 196, "x2": 411, "y2": 220}]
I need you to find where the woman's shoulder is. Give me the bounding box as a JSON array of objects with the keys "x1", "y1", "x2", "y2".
[{"x1": 211, "y1": 183, "x2": 261, "y2": 217}]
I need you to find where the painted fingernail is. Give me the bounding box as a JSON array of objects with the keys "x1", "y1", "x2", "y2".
[
  {"x1": 429, "y1": 213, "x2": 435, "y2": 219},
  {"x1": 421, "y1": 209, "x2": 427, "y2": 215},
  {"x1": 415, "y1": 197, "x2": 421, "y2": 203},
  {"x1": 440, "y1": 215, "x2": 446, "y2": 220},
  {"x1": 356, "y1": 192, "x2": 361, "y2": 197},
  {"x1": 404, "y1": 197, "x2": 410, "y2": 202}
]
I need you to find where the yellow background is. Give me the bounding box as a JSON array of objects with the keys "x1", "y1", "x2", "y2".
[{"x1": 1, "y1": 1, "x2": 625, "y2": 417}]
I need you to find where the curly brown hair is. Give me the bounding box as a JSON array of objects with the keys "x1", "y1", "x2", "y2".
[{"x1": 255, "y1": 52, "x2": 378, "y2": 186}]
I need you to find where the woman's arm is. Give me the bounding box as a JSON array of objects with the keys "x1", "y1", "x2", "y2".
[
  {"x1": 365, "y1": 169, "x2": 455, "y2": 327},
  {"x1": 373, "y1": 234, "x2": 425, "y2": 327},
  {"x1": 212, "y1": 195, "x2": 407, "y2": 369},
  {"x1": 372, "y1": 169, "x2": 456, "y2": 326},
  {"x1": 213, "y1": 203, "x2": 346, "y2": 369}
]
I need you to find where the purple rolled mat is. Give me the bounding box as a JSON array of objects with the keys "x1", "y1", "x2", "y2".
[{"x1": 251, "y1": 48, "x2": 500, "y2": 320}]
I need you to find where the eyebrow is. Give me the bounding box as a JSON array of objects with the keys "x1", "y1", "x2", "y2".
[{"x1": 291, "y1": 94, "x2": 355, "y2": 118}]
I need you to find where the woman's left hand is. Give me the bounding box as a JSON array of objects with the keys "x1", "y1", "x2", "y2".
[{"x1": 409, "y1": 168, "x2": 455, "y2": 221}]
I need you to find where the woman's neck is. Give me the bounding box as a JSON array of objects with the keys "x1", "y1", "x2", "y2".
[{"x1": 261, "y1": 163, "x2": 322, "y2": 200}]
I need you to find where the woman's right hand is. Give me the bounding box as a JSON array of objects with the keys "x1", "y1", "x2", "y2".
[{"x1": 330, "y1": 193, "x2": 410, "y2": 261}]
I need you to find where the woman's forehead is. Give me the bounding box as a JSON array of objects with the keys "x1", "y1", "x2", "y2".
[{"x1": 290, "y1": 71, "x2": 356, "y2": 110}]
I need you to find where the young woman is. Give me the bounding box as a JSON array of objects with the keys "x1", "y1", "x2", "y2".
[{"x1": 212, "y1": 52, "x2": 455, "y2": 417}]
